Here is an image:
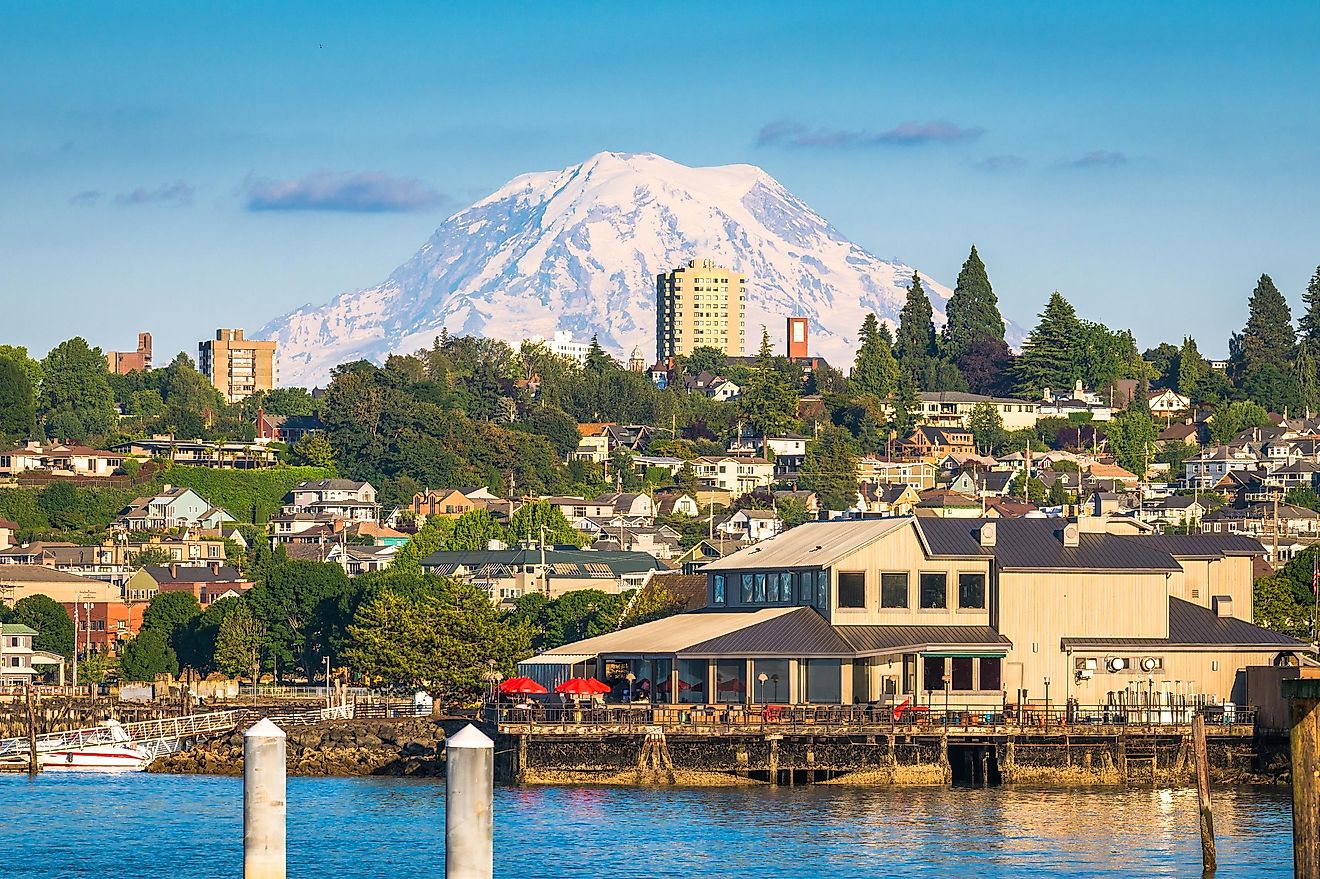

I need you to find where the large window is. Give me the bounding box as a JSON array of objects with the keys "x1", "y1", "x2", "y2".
[
  {"x1": 803, "y1": 659, "x2": 842, "y2": 704},
  {"x1": 951, "y1": 657, "x2": 974, "y2": 691},
  {"x1": 799, "y1": 572, "x2": 815, "y2": 605},
  {"x1": 881, "y1": 572, "x2": 909, "y2": 608},
  {"x1": 741, "y1": 574, "x2": 753, "y2": 603},
  {"x1": 919, "y1": 573, "x2": 948, "y2": 609},
  {"x1": 678, "y1": 659, "x2": 706, "y2": 705},
  {"x1": 754, "y1": 573, "x2": 767, "y2": 602},
  {"x1": 714, "y1": 660, "x2": 745, "y2": 703},
  {"x1": 980, "y1": 657, "x2": 1002, "y2": 691},
  {"x1": 923, "y1": 656, "x2": 946, "y2": 691},
  {"x1": 837, "y1": 572, "x2": 866, "y2": 608},
  {"x1": 958, "y1": 573, "x2": 986, "y2": 610},
  {"x1": 902, "y1": 654, "x2": 917, "y2": 695},
  {"x1": 713, "y1": 574, "x2": 726, "y2": 605},
  {"x1": 816, "y1": 570, "x2": 828, "y2": 607},
  {"x1": 753, "y1": 659, "x2": 790, "y2": 704}
]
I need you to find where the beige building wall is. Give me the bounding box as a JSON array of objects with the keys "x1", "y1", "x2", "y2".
[
  {"x1": 199, "y1": 328, "x2": 277, "y2": 403},
  {"x1": 655, "y1": 259, "x2": 746, "y2": 362}
]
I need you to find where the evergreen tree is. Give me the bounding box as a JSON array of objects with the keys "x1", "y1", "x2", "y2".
[
  {"x1": 895, "y1": 274, "x2": 937, "y2": 385},
  {"x1": 1298, "y1": 341, "x2": 1320, "y2": 415},
  {"x1": 1176, "y1": 337, "x2": 1207, "y2": 400},
  {"x1": 1106, "y1": 405, "x2": 1158, "y2": 479},
  {"x1": 799, "y1": 426, "x2": 861, "y2": 511},
  {"x1": 941, "y1": 245, "x2": 1005, "y2": 360},
  {"x1": 0, "y1": 355, "x2": 35, "y2": 439},
  {"x1": 758, "y1": 325, "x2": 773, "y2": 360},
  {"x1": 890, "y1": 375, "x2": 920, "y2": 437},
  {"x1": 967, "y1": 402, "x2": 1006, "y2": 455},
  {"x1": 1240, "y1": 274, "x2": 1296, "y2": 373},
  {"x1": 585, "y1": 335, "x2": 614, "y2": 372},
  {"x1": 850, "y1": 313, "x2": 899, "y2": 398},
  {"x1": 38, "y1": 337, "x2": 117, "y2": 440},
  {"x1": 1014, "y1": 292, "x2": 1082, "y2": 398},
  {"x1": 1299, "y1": 265, "x2": 1320, "y2": 346}
]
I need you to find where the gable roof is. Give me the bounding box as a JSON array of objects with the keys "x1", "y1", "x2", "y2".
[
  {"x1": 143, "y1": 565, "x2": 245, "y2": 584},
  {"x1": 917, "y1": 518, "x2": 1181, "y2": 572},
  {"x1": 703, "y1": 519, "x2": 909, "y2": 571}
]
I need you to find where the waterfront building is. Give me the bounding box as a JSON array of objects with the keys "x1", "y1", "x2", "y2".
[
  {"x1": 1, "y1": 623, "x2": 40, "y2": 685},
  {"x1": 198, "y1": 328, "x2": 277, "y2": 403},
  {"x1": 106, "y1": 332, "x2": 153, "y2": 374},
  {"x1": 525, "y1": 517, "x2": 1304, "y2": 708},
  {"x1": 655, "y1": 258, "x2": 746, "y2": 362}
]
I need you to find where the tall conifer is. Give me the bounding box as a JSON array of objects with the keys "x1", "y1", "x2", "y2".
[{"x1": 942, "y1": 245, "x2": 1005, "y2": 360}]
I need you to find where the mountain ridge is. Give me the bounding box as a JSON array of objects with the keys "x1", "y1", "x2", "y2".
[{"x1": 261, "y1": 151, "x2": 1006, "y2": 387}]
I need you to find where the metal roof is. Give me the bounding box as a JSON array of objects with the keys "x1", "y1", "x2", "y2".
[
  {"x1": 533, "y1": 607, "x2": 798, "y2": 657},
  {"x1": 1060, "y1": 598, "x2": 1307, "y2": 650},
  {"x1": 837, "y1": 625, "x2": 1011, "y2": 656},
  {"x1": 917, "y1": 518, "x2": 1182, "y2": 572},
  {"x1": 701, "y1": 518, "x2": 908, "y2": 572},
  {"x1": 1133, "y1": 534, "x2": 1265, "y2": 559},
  {"x1": 680, "y1": 607, "x2": 853, "y2": 657},
  {"x1": 420, "y1": 548, "x2": 659, "y2": 575}
]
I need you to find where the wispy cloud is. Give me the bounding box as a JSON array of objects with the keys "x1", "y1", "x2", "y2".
[
  {"x1": 68, "y1": 181, "x2": 194, "y2": 207},
  {"x1": 972, "y1": 154, "x2": 1027, "y2": 172},
  {"x1": 243, "y1": 171, "x2": 448, "y2": 213},
  {"x1": 68, "y1": 190, "x2": 104, "y2": 206},
  {"x1": 757, "y1": 119, "x2": 984, "y2": 149},
  {"x1": 114, "y1": 181, "x2": 195, "y2": 206},
  {"x1": 1067, "y1": 150, "x2": 1128, "y2": 169}
]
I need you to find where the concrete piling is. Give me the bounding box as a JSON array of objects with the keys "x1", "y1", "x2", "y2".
[
  {"x1": 243, "y1": 718, "x2": 287, "y2": 879},
  {"x1": 446, "y1": 724, "x2": 494, "y2": 879}
]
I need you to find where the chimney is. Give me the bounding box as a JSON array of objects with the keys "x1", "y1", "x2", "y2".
[
  {"x1": 1062, "y1": 522, "x2": 1080, "y2": 547},
  {"x1": 979, "y1": 522, "x2": 996, "y2": 547},
  {"x1": 1213, "y1": 595, "x2": 1234, "y2": 618},
  {"x1": 169, "y1": 564, "x2": 178, "y2": 578}
]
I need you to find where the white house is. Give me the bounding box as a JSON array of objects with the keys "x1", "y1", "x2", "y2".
[
  {"x1": 916, "y1": 391, "x2": 1040, "y2": 431},
  {"x1": 707, "y1": 379, "x2": 742, "y2": 402},
  {"x1": 283, "y1": 479, "x2": 379, "y2": 522},
  {"x1": 717, "y1": 509, "x2": 783, "y2": 543},
  {"x1": 0, "y1": 623, "x2": 37, "y2": 686},
  {"x1": 1149, "y1": 388, "x2": 1192, "y2": 416},
  {"x1": 1038, "y1": 381, "x2": 1114, "y2": 422},
  {"x1": 693, "y1": 456, "x2": 775, "y2": 494}
]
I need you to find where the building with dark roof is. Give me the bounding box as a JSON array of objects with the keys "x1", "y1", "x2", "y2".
[
  {"x1": 525, "y1": 516, "x2": 1304, "y2": 709},
  {"x1": 421, "y1": 547, "x2": 661, "y2": 603}
]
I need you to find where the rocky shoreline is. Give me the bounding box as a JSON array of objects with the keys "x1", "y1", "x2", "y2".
[{"x1": 149, "y1": 718, "x2": 457, "y2": 777}]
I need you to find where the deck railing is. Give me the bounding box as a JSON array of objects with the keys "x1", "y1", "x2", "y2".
[{"x1": 491, "y1": 701, "x2": 1256, "y2": 736}]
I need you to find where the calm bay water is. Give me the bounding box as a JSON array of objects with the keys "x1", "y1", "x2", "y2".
[{"x1": 0, "y1": 774, "x2": 1293, "y2": 879}]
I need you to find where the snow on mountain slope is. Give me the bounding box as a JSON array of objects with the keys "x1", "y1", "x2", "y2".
[{"x1": 261, "y1": 151, "x2": 992, "y2": 387}]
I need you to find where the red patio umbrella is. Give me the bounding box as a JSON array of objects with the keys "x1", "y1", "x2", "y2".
[
  {"x1": 499, "y1": 676, "x2": 548, "y2": 696},
  {"x1": 556, "y1": 677, "x2": 610, "y2": 696}
]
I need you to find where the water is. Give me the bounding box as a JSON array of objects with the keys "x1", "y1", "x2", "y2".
[{"x1": 0, "y1": 774, "x2": 1293, "y2": 878}]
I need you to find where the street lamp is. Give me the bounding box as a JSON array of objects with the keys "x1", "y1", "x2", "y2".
[
  {"x1": 626, "y1": 672, "x2": 636, "y2": 703},
  {"x1": 1147, "y1": 676, "x2": 1155, "y2": 726},
  {"x1": 1043, "y1": 677, "x2": 1052, "y2": 734},
  {"x1": 757, "y1": 672, "x2": 768, "y2": 705}
]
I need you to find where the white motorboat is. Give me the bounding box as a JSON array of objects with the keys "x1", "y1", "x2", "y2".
[{"x1": 39, "y1": 719, "x2": 150, "y2": 772}]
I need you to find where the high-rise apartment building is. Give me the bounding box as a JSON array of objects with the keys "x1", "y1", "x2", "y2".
[
  {"x1": 106, "y1": 332, "x2": 153, "y2": 374},
  {"x1": 199, "y1": 329, "x2": 277, "y2": 403},
  {"x1": 655, "y1": 258, "x2": 745, "y2": 362}
]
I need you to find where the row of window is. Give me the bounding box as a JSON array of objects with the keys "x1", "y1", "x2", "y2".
[
  {"x1": 711, "y1": 571, "x2": 827, "y2": 608},
  {"x1": 838, "y1": 571, "x2": 986, "y2": 611}
]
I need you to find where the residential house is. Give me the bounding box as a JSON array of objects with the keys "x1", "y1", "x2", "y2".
[
  {"x1": 1, "y1": 623, "x2": 40, "y2": 685},
  {"x1": 717, "y1": 509, "x2": 782, "y2": 544},
  {"x1": 1038, "y1": 381, "x2": 1114, "y2": 422},
  {"x1": 594, "y1": 492, "x2": 655, "y2": 519},
  {"x1": 1085, "y1": 462, "x2": 1140, "y2": 489},
  {"x1": 1149, "y1": 388, "x2": 1192, "y2": 416},
  {"x1": 126, "y1": 563, "x2": 254, "y2": 606},
  {"x1": 1138, "y1": 495, "x2": 1207, "y2": 529},
  {"x1": 857, "y1": 457, "x2": 937, "y2": 491},
  {"x1": 115, "y1": 486, "x2": 231, "y2": 532},
  {"x1": 412, "y1": 488, "x2": 480, "y2": 520},
  {"x1": 1185, "y1": 446, "x2": 1262, "y2": 490},
  {"x1": 857, "y1": 484, "x2": 920, "y2": 517},
  {"x1": 949, "y1": 469, "x2": 1018, "y2": 498},
  {"x1": 544, "y1": 496, "x2": 616, "y2": 520},
  {"x1": 914, "y1": 488, "x2": 984, "y2": 518},
  {"x1": 707, "y1": 379, "x2": 741, "y2": 402},
  {"x1": 0, "y1": 518, "x2": 15, "y2": 551},
  {"x1": 1202, "y1": 504, "x2": 1320, "y2": 541},
  {"x1": 693, "y1": 456, "x2": 775, "y2": 494},
  {"x1": 654, "y1": 491, "x2": 700, "y2": 518},
  {"x1": 522, "y1": 517, "x2": 1301, "y2": 709},
  {"x1": 897, "y1": 427, "x2": 976, "y2": 462},
  {"x1": 772, "y1": 489, "x2": 820, "y2": 517},
  {"x1": 633, "y1": 456, "x2": 686, "y2": 477},
  {"x1": 283, "y1": 479, "x2": 379, "y2": 522},
  {"x1": 347, "y1": 522, "x2": 411, "y2": 547},
  {"x1": 1158, "y1": 422, "x2": 1203, "y2": 446},
  {"x1": 111, "y1": 436, "x2": 278, "y2": 469},
  {"x1": 254, "y1": 408, "x2": 324, "y2": 443},
  {"x1": 0, "y1": 441, "x2": 124, "y2": 478},
  {"x1": 916, "y1": 391, "x2": 1040, "y2": 431},
  {"x1": 729, "y1": 434, "x2": 808, "y2": 476},
  {"x1": 573, "y1": 423, "x2": 616, "y2": 463},
  {"x1": 593, "y1": 526, "x2": 683, "y2": 560},
  {"x1": 420, "y1": 547, "x2": 661, "y2": 603}
]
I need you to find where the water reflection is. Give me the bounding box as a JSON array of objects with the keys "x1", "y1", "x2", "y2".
[{"x1": 0, "y1": 775, "x2": 1292, "y2": 879}]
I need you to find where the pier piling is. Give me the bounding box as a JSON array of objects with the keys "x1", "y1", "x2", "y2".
[
  {"x1": 446, "y1": 724, "x2": 494, "y2": 879},
  {"x1": 24, "y1": 684, "x2": 40, "y2": 777},
  {"x1": 243, "y1": 718, "x2": 287, "y2": 879},
  {"x1": 1283, "y1": 678, "x2": 1320, "y2": 879},
  {"x1": 1191, "y1": 715, "x2": 1216, "y2": 874}
]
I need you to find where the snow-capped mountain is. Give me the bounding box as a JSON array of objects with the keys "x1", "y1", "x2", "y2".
[{"x1": 261, "y1": 151, "x2": 980, "y2": 387}]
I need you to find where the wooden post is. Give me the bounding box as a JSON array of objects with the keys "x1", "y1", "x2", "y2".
[
  {"x1": 24, "y1": 684, "x2": 40, "y2": 777},
  {"x1": 1283, "y1": 678, "x2": 1320, "y2": 879},
  {"x1": 1191, "y1": 714, "x2": 1216, "y2": 875}
]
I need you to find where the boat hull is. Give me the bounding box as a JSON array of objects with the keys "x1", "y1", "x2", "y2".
[{"x1": 40, "y1": 747, "x2": 149, "y2": 772}]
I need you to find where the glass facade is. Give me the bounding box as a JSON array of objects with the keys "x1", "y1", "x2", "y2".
[
  {"x1": 752, "y1": 658, "x2": 790, "y2": 703},
  {"x1": 729, "y1": 569, "x2": 827, "y2": 607},
  {"x1": 677, "y1": 659, "x2": 706, "y2": 704},
  {"x1": 802, "y1": 659, "x2": 842, "y2": 704},
  {"x1": 714, "y1": 660, "x2": 746, "y2": 703}
]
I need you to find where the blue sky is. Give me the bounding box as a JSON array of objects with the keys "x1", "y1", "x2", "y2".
[{"x1": 4, "y1": 1, "x2": 1320, "y2": 364}]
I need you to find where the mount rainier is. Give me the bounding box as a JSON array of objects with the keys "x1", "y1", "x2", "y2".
[{"x1": 261, "y1": 151, "x2": 978, "y2": 388}]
